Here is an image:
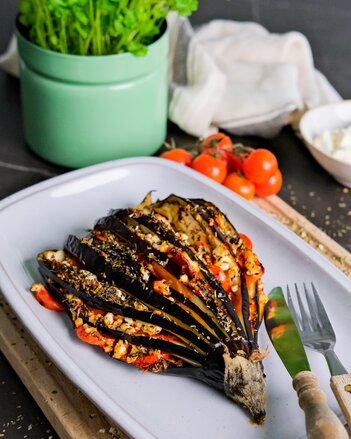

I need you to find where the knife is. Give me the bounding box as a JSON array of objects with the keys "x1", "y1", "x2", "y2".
[{"x1": 265, "y1": 287, "x2": 348, "y2": 439}]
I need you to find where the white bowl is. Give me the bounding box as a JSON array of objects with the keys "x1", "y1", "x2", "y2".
[{"x1": 299, "y1": 100, "x2": 351, "y2": 187}]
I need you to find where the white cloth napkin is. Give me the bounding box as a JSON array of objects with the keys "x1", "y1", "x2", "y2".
[
  {"x1": 168, "y1": 14, "x2": 342, "y2": 137},
  {"x1": 1, "y1": 16, "x2": 342, "y2": 138},
  {"x1": 0, "y1": 35, "x2": 19, "y2": 77}
]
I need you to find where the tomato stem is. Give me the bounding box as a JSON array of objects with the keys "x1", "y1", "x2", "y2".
[{"x1": 232, "y1": 143, "x2": 253, "y2": 157}]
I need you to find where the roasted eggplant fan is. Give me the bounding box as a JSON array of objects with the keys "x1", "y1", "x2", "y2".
[{"x1": 33, "y1": 194, "x2": 268, "y2": 423}]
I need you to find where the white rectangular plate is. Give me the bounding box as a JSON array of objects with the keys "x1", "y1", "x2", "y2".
[{"x1": 0, "y1": 157, "x2": 350, "y2": 439}]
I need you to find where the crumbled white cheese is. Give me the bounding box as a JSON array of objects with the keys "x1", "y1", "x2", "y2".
[
  {"x1": 103, "y1": 312, "x2": 114, "y2": 326},
  {"x1": 314, "y1": 125, "x2": 351, "y2": 163},
  {"x1": 179, "y1": 273, "x2": 189, "y2": 283},
  {"x1": 44, "y1": 250, "x2": 65, "y2": 262},
  {"x1": 140, "y1": 266, "x2": 150, "y2": 282}
]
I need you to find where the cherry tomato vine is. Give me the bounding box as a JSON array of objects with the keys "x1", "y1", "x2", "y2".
[{"x1": 160, "y1": 132, "x2": 283, "y2": 201}]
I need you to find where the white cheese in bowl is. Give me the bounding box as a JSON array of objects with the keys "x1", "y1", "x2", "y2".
[{"x1": 314, "y1": 125, "x2": 351, "y2": 163}]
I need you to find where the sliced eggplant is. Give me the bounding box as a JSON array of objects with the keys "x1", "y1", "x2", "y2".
[{"x1": 33, "y1": 193, "x2": 268, "y2": 424}]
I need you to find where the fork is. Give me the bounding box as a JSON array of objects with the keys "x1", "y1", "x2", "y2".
[{"x1": 287, "y1": 282, "x2": 351, "y2": 428}]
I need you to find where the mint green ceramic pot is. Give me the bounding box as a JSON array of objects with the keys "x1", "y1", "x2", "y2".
[{"x1": 17, "y1": 26, "x2": 168, "y2": 168}]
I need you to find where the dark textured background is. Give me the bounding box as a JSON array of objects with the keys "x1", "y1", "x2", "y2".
[{"x1": 0, "y1": 1, "x2": 350, "y2": 438}]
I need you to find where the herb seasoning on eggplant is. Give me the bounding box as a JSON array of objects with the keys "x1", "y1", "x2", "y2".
[{"x1": 32, "y1": 193, "x2": 268, "y2": 424}]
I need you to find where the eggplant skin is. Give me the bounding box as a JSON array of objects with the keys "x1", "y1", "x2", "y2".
[{"x1": 33, "y1": 193, "x2": 268, "y2": 424}]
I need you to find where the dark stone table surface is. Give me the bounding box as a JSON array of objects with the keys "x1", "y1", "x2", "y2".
[{"x1": 0, "y1": 1, "x2": 350, "y2": 438}]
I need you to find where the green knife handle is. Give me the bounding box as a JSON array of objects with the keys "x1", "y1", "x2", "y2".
[{"x1": 293, "y1": 371, "x2": 348, "y2": 439}]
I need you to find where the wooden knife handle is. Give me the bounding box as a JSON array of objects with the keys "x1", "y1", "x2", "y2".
[
  {"x1": 293, "y1": 371, "x2": 348, "y2": 439},
  {"x1": 330, "y1": 374, "x2": 351, "y2": 429}
]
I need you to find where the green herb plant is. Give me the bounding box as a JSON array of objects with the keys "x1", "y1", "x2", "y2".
[{"x1": 18, "y1": 0, "x2": 198, "y2": 56}]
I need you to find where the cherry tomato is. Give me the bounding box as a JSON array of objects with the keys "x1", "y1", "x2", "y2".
[
  {"x1": 201, "y1": 133, "x2": 233, "y2": 168},
  {"x1": 160, "y1": 148, "x2": 193, "y2": 166},
  {"x1": 209, "y1": 264, "x2": 231, "y2": 292},
  {"x1": 201, "y1": 133, "x2": 233, "y2": 152},
  {"x1": 31, "y1": 284, "x2": 65, "y2": 311},
  {"x1": 223, "y1": 172, "x2": 255, "y2": 200},
  {"x1": 202, "y1": 147, "x2": 229, "y2": 168},
  {"x1": 191, "y1": 153, "x2": 227, "y2": 183},
  {"x1": 88, "y1": 306, "x2": 106, "y2": 316},
  {"x1": 75, "y1": 326, "x2": 114, "y2": 347},
  {"x1": 226, "y1": 152, "x2": 243, "y2": 173},
  {"x1": 254, "y1": 169, "x2": 283, "y2": 197},
  {"x1": 227, "y1": 146, "x2": 253, "y2": 173},
  {"x1": 242, "y1": 148, "x2": 278, "y2": 184},
  {"x1": 239, "y1": 233, "x2": 253, "y2": 250},
  {"x1": 133, "y1": 352, "x2": 171, "y2": 368}
]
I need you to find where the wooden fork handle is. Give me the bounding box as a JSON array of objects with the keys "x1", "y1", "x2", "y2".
[
  {"x1": 293, "y1": 371, "x2": 348, "y2": 439},
  {"x1": 331, "y1": 374, "x2": 351, "y2": 429}
]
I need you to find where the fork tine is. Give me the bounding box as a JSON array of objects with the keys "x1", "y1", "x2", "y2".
[
  {"x1": 295, "y1": 283, "x2": 311, "y2": 331},
  {"x1": 286, "y1": 284, "x2": 302, "y2": 330},
  {"x1": 311, "y1": 282, "x2": 335, "y2": 335},
  {"x1": 303, "y1": 283, "x2": 318, "y2": 331}
]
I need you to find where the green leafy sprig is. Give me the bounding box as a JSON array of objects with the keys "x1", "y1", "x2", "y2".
[{"x1": 18, "y1": 0, "x2": 198, "y2": 56}]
